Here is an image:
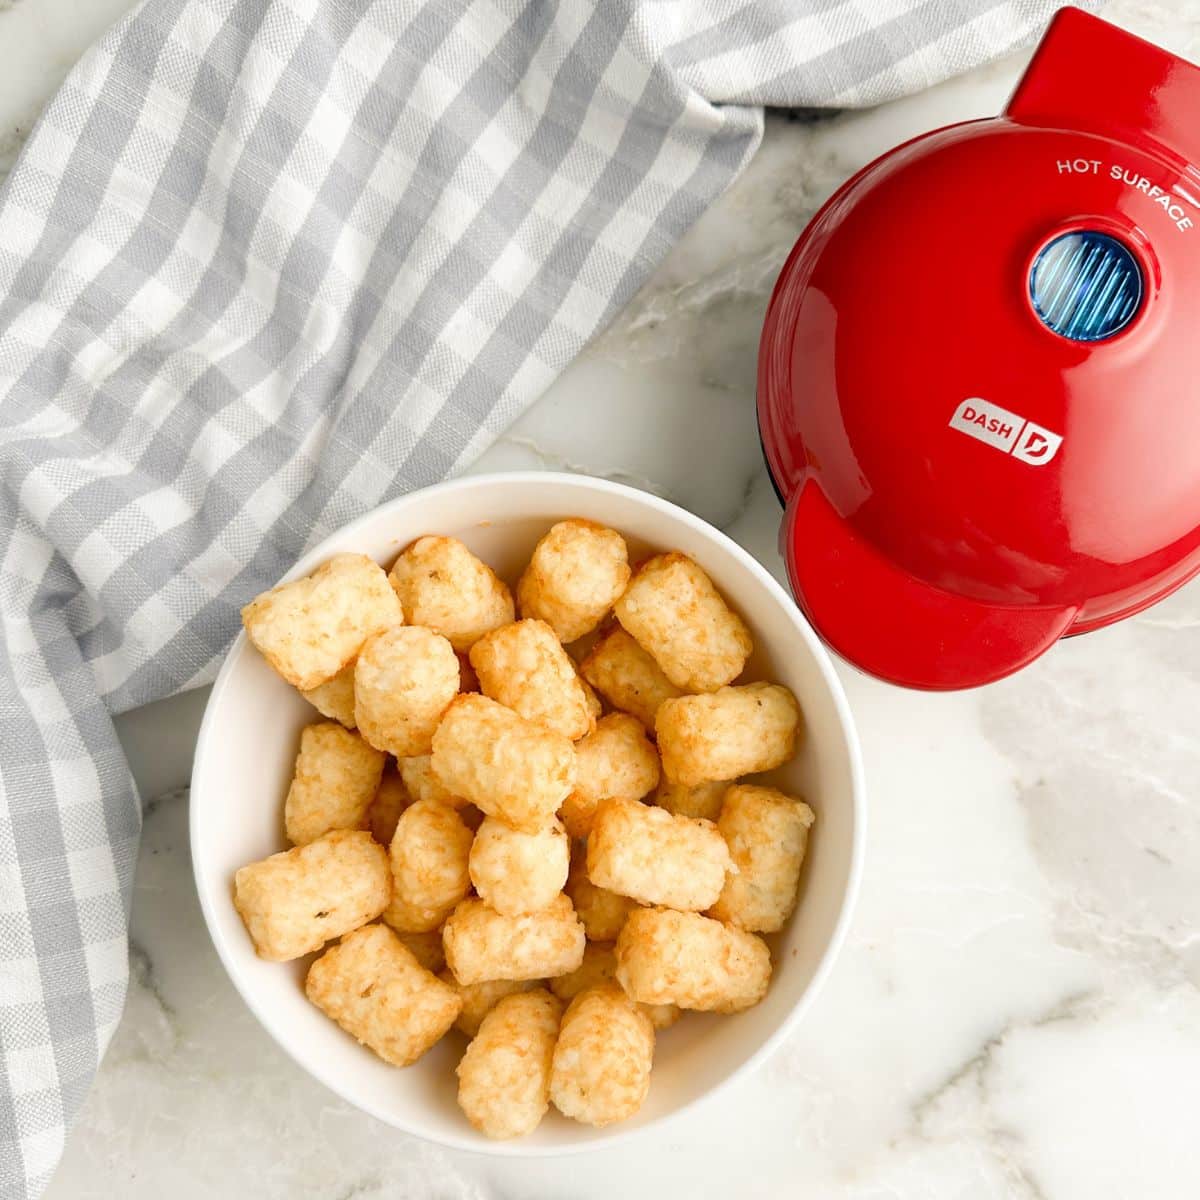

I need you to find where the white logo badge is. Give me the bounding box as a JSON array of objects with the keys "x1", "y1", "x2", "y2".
[{"x1": 949, "y1": 399, "x2": 1062, "y2": 466}]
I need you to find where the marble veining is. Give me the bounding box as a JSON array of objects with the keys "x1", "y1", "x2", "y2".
[{"x1": 0, "y1": 0, "x2": 1195, "y2": 1196}]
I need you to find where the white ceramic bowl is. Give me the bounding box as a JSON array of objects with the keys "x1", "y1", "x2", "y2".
[{"x1": 190, "y1": 471, "x2": 865, "y2": 1154}]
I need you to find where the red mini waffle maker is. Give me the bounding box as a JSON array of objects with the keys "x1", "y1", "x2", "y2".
[{"x1": 757, "y1": 7, "x2": 1200, "y2": 689}]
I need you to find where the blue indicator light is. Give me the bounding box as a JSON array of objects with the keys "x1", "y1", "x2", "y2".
[{"x1": 1029, "y1": 231, "x2": 1143, "y2": 342}]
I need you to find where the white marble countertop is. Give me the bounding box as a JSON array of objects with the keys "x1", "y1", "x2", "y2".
[{"x1": 6, "y1": 1, "x2": 1200, "y2": 1197}]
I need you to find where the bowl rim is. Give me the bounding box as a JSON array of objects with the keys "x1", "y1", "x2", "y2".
[{"x1": 189, "y1": 470, "x2": 867, "y2": 1156}]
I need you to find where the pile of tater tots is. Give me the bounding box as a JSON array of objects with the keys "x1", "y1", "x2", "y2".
[{"x1": 233, "y1": 519, "x2": 814, "y2": 1138}]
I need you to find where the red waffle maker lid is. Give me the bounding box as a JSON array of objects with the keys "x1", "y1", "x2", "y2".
[{"x1": 757, "y1": 7, "x2": 1200, "y2": 690}]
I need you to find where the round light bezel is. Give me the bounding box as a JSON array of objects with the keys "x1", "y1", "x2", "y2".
[{"x1": 1028, "y1": 228, "x2": 1145, "y2": 343}]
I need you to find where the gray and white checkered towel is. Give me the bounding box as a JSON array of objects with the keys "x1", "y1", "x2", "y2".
[{"x1": 0, "y1": 0, "x2": 1079, "y2": 1192}]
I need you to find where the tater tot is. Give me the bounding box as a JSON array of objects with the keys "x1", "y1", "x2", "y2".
[
  {"x1": 708, "y1": 785, "x2": 815, "y2": 932},
  {"x1": 301, "y1": 661, "x2": 357, "y2": 728},
  {"x1": 382, "y1": 799, "x2": 473, "y2": 934},
  {"x1": 548, "y1": 940, "x2": 618, "y2": 1002},
  {"x1": 550, "y1": 985, "x2": 654, "y2": 1127},
  {"x1": 242, "y1": 553, "x2": 403, "y2": 691},
  {"x1": 550, "y1": 943, "x2": 679, "y2": 1030},
  {"x1": 653, "y1": 778, "x2": 727, "y2": 822},
  {"x1": 284, "y1": 722, "x2": 386, "y2": 846},
  {"x1": 587, "y1": 796, "x2": 729, "y2": 912},
  {"x1": 234, "y1": 830, "x2": 390, "y2": 962},
  {"x1": 641, "y1": 998, "x2": 682, "y2": 1031},
  {"x1": 582, "y1": 678, "x2": 603, "y2": 721},
  {"x1": 613, "y1": 553, "x2": 752, "y2": 693},
  {"x1": 355, "y1": 626, "x2": 460, "y2": 758},
  {"x1": 565, "y1": 845, "x2": 635, "y2": 942},
  {"x1": 397, "y1": 928, "x2": 446, "y2": 974},
  {"x1": 306, "y1": 924, "x2": 460, "y2": 1067},
  {"x1": 656, "y1": 683, "x2": 800, "y2": 786},
  {"x1": 456, "y1": 989, "x2": 562, "y2": 1139},
  {"x1": 397, "y1": 754, "x2": 469, "y2": 810},
  {"x1": 516, "y1": 520, "x2": 631, "y2": 644},
  {"x1": 431, "y1": 695, "x2": 575, "y2": 833},
  {"x1": 580, "y1": 628, "x2": 682, "y2": 733},
  {"x1": 389, "y1": 536, "x2": 513, "y2": 652},
  {"x1": 443, "y1": 974, "x2": 540, "y2": 1038},
  {"x1": 443, "y1": 895, "x2": 585, "y2": 985},
  {"x1": 468, "y1": 817, "x2": 570, "y2": 916},
  {"x1": 469, "y1": 619, "x2": 595, "y2": 740},
  {"x1": 615, "y1": 908, "x2": 771, "y2": 1013},
  {"x1": 560, "y1": 714, "x2": 659, "y2": 840},
  {"x1": 368, "y1": 764, "x2": 410, "y2": 847}
]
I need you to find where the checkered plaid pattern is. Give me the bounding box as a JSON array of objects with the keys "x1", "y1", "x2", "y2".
[{"x1": 0, "y1": 0, "x2": 1080, "y2": 1192}]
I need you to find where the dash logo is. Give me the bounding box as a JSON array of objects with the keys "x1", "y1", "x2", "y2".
[{"x1": 949, "y1": 399, "x2": 1062, "y2": 466}]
